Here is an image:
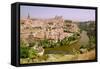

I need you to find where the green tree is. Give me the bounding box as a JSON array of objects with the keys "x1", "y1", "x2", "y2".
[
  {"x1": 20, "y1": 47, "x2": 29, "y2": 58},
  {"x1": 28, "y1": 48, "x2": 37, "y2": 59}
]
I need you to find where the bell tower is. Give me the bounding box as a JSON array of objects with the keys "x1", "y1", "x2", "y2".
[{"x1": 27, "y1": 13, "x2": 30, "y2": 19}]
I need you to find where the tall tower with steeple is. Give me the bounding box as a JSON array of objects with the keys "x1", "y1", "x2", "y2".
[{"x1": 27, "y1": 13, "x2": 30, "y2": 19}]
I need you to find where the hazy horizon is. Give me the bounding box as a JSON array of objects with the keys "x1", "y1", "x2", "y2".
[{"x1": 20, "y1": 5, "x2": 95, "y2": 22}]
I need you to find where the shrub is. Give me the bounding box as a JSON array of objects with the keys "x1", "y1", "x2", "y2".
[
  {"x1": 20, "y1": 47, "x2": 29, "y2": 58},
  {"x1": 68, "y1": 36, "x2": 76, "y2": 41},
  {"x1": 39, "y1": 39, "x2": 51, "y2": 48},
  {"x1": 20, "y1": 40, "x2": 27, "y2": 47},
  {"x1": 28, "y1": 48, "x2": 37, "y2": 59},
  {"x1": 60, "y1": 37, "x2": 69, "y2": 46},
  {"x1": 29, "y1": 41, "x2": 35, "y2": 47}
]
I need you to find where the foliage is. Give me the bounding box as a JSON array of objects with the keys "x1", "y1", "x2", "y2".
[
  {"x1": 20, "y1": 46, "x2": 38, "y2": 59},
  {"x1": 29, "y1": 41, "x2": 35, "y2": 47},
  {"x1": 20, "y1": 47, "x2": 29, "y2": 58},
  {"x1": 60, "y1": 37, "x2": 69, "y2": 46},
  {"x1": 20, "y1": 40, "x2": 37, "y2": 58},
  {"x1": 68, "y1": 36, "x2": 76, "y2": 41},
  {"x1": 28, "y1": 48, "x2": 37, "y2": 59},
  {"x1": 39, "y1": 39, "x2": 51, "y2": 48},
  {"x1": 79, "y1": 21, "x2": 95, "y2": 39},
  {"x1": 89, "y1": 36, "x2": 95, "y2": 44},
  {"x1": 20, "y1": 40, "x2": 27, "y2": 47}
]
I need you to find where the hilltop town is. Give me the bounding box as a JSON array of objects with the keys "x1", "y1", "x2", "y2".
[{"x1": 20, "y1": 14, "x2": 80, "y2": 43}]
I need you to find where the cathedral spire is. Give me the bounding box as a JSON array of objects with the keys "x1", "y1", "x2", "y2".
[{"x1": 27, "y1": 13, "x2": 30, "y2": 19}]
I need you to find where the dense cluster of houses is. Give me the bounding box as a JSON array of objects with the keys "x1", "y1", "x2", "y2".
[{"x1": 20, "y1": 15, "x2": 79, "y2": 42}]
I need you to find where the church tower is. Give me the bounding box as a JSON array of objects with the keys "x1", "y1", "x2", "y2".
[{"x1": 27, "y1": 13, "x2": 30, "y2": 19}]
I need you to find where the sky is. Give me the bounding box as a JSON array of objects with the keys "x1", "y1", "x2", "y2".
[{"x1": 20, "y1": 5, "x2": 95, "y2": 22}]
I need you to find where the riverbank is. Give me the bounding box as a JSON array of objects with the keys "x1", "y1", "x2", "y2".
[{"x1": 20, "y1": 49, "x2": 95, "y2": 64}]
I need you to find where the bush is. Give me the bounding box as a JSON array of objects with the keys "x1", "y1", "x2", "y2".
[
  {"x1": 39, "y1": 39, "x2": 51, "y2": 48},
  {"x1": 68, "y1": 36, "x2": 76, "y2": 41},
  {"x1": 20, "y1": 40, "x2": 27, "y2": 47},
  {"x1": 20, "y1": 46, "x2": 38, "y2": 59},
  {"x1": 60, "y1": 37, "x2": 69, "y2": 46},
  {"x1": 28, "y1": 48, "x2": 37, "y2": 59},
  {"x1": 89, "y1": 36, "x2": 95, "y2": 44},
  {"x1": 29, "y1": 41, "x2": 35, "y2": 47},
  {"x1": 20, "y1": 47, "x2": 29, "y2": 58}
]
